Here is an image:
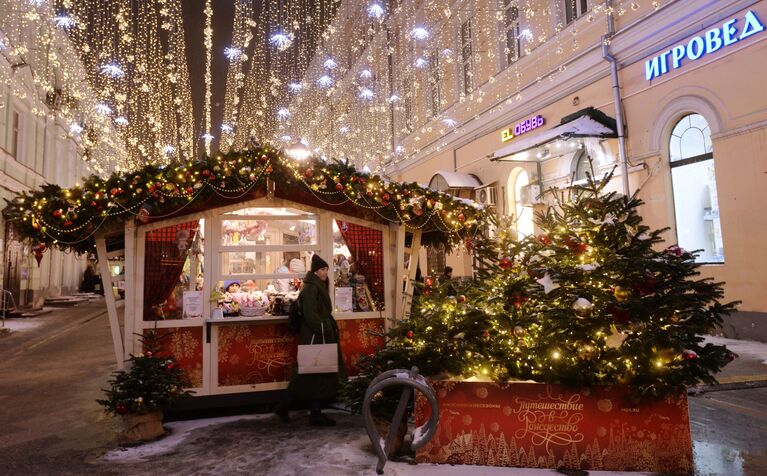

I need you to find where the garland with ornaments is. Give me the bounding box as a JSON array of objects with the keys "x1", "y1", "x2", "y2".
[
  {"x1": 2, "y1": 146, "x2": 487, "y2": 255},
  {"x1": 344, "y1": 170, "x2": 738, "y2": 409}
]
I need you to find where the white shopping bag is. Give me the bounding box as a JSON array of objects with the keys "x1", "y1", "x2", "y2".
[{"x1": 297, "y1": 323, "x2": 339, "y2": 374}]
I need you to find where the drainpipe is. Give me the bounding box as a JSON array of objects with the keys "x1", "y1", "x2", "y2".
[{"x1": 601, "y1": 0, "x2": 630, "y2": 196}]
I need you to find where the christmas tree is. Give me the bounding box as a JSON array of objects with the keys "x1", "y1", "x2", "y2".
[
  {"x1": 98, "y1": 330, "x2": 193, "y2": 415},
  {"x1": 344, "y1": 170, "x2": 737, "y2": 406}
]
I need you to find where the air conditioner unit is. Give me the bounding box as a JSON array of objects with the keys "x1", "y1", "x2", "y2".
[
  {"x1": 519, "y1": 184, "x2": 543, "y2": 206},
  {"x1": 474, "y1": 185, "x2": 497, "y2": 207}
]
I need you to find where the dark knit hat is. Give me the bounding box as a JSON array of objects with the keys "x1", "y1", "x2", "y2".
[{"x1": 311, "y1": 254, "x2": 329, "y2": 272}]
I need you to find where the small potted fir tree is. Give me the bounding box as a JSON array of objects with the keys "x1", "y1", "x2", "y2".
[{"x1": 98, "y1": 330, "x2": 193, "y2": 443}]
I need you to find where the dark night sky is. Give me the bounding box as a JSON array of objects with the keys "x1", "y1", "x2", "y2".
[{"x1": 182, "y1": 0, "x2": 239, "y2": 153}]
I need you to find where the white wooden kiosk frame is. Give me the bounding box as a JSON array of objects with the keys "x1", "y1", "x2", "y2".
[{"x1": 96, "y1": 195, "x2": 424, "y2": 404}]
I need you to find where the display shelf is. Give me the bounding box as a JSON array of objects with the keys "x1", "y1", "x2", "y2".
[{"x1": 206, "y1": 315, "x2": 288, "y2": 324}]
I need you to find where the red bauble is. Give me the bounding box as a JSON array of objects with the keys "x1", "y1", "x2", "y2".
[
  {"x1": 406, "y1": 330, "x2": 414, "y2": 339},
  {"x1": 457, "y1": 295, "x2": 466, "y2": 304},
  {"x1": 145, "y1": 351, "x2": 153, "y2": 358},
  {"x1": 607, "y1": 304, "x2": 631, "y2": 324},
  {"x1": 538, "y1": 235, "x2": 551, "y2": 245},
  {"x1": 682, "y1": 349, "x2": 699, "y2": 361},
  {"x1": 335, "y1": 183, "x2": 344, "y2": 191},
  {"x1": 115, "y1": 403, "x2": 127, "y2": 415},
  {"x1": 511, "y1": 294, "x2": 527, "y2": 309},
  {"x1": 110, "y1": 188, "x2": 119, "y2": 196},
  {"x1": 167, "y1": 362, "x2": 175, "y2": 370},
  {"x1": 91, "y1": 201, "x2": 97, "y2": 207},
  {"x1": 727, "y1": 351, "x2": 737, "y2": 362},
  {"x1": 457, "y1": 213, "x2": 465, "y2": 222},
  {"x1": 63, "y1": 220, "x2": 73, "y2": 226},
  {"x1": 632, "y1": 274, "x2": 659, "y2": 296},
  {"x1": 202, "y1": 169, "x2": 211, "y2": 177},
  {"x1": 424, "y1": 277, "x2": 433, "y2": 287},
  {"x1": 482, "y1": 330, "x2": 490, "y2": 339},
  {"x1": 382, "y1": 193, "x2": 390, "y2": 201},
  {"x1": 185, "y1": 187, "x2": 193, "y2": 195},
  {"x1": 53, "y1": 209, "x2": 63, "y2": 218},
  {"x1": 259, "y1": 154, "x2": 268, "y2": 164},
  {"x1": 499, "y1": 257, "x2": 512, "y2": 269},
  {"x1": 666, "y1": 245, "x2": 685, "y2": 257},
  {"x1": 305, "y1": 169, "x2": 314, "y2": 178}
]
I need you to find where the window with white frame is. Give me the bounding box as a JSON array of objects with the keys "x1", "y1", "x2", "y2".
[
  {"x1": 501, "y1": 0, "x2": 521, "y2": 68},
  {"x1": 460, "y1": 18, "x2": 474, "y2": 95},
  {"x1": 427, "y1": 50, "x2": 441, "y2": 119},
  {"x1": 11, "y1": 109, "x2": 21, "y2": 159},
  {"x1": 402, "y1": 79, "x2": 413, "y2": 133},
  {"x1": 563, "y1": 0, "x2": 589, "y2": 25},
  {"x1": 669, "y1": 113, "x2": 724, "y2": 263}
]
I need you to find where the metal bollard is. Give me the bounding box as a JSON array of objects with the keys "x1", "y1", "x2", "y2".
[{"x1": 362, "y1": 366, "x2": 439, "y2": 474}]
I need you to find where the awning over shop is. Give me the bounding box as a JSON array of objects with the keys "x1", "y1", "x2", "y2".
[
  {"x1": 491, "y1": 107, "x2": 617, "y2": 162},
  {"x1": 428, "y1": 171, "x2": 482, "y2": 192}
]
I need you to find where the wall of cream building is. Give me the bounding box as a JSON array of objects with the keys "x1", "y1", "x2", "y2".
[{"x1": 0, "y1": 31, "x2": 97, "y2": 307}]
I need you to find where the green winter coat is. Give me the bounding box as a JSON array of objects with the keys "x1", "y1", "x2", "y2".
[{"x1": 288, "y1": 271, "x2": 346, "y2": 401}]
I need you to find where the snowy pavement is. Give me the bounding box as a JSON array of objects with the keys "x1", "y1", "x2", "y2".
[{"x1": 102, "y1": 412, "x2": 652, "y2": 476}]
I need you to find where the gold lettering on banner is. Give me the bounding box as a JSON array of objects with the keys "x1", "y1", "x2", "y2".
[
  {"x1": 246, "y1": 338, "x2": 294, "y2": 377},
  {"x1": 513, "y1": 385, "x2": 585, "y2": 454}
]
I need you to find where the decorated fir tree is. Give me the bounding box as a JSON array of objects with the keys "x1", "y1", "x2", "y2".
[
  {"x1": 345, "y1": 171, "x2": 738, "y2": 407},
  {"x1": 98, "y1": 330, "x2": 193, "y2": 416}
]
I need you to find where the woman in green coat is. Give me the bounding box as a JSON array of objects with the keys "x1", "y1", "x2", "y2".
[{"x1": 278, "y1": 254, "x2": 345, "y2": 426}]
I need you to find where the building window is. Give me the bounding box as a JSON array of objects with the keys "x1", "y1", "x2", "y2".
[
  {"x1": 427, "y1": 50, "x2": 441, "y2": 119},
  {"x1": 572, "y1": 149, "x2": 589, "y2": 181},
  {"x1": 11, "y1": 110, "x2": 21, "y2": 159},
  {"x1": 501, "y1": 0, "x2": 521, "y2": 67},
  {"x1": 564, "y1": 0, "x2": 589, "y2": 25},
  {"x1": 402, "y1": 79, "x2": 413, "y2": 133},
  {"x1": 669, "y1": 113, "x2": 724, "y2": 263},
  {"x1": 508, "y1": 168, "x2": 534, "y2": 240},
  {"x1": 460, "y1": 18, "x2": 474, "y2": 95}
]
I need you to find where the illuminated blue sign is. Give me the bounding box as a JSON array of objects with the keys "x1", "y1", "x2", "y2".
[{"x1": 645, "y1": 10, "x2": 764, "y2": 81}]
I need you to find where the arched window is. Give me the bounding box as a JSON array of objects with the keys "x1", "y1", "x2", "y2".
[
  {"x1": 507, "y1": 168, "x2": 534, "y2": 240},
  {"x1": 669, "y1": 114, "x2": 724, "y2": 263},
  {"x1": 572, "y1": 149, "x2": 589, "y2": 181}
]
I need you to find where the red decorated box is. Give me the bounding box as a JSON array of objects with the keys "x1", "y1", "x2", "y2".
[{"x1": 415, "y1": 381, "x2": 692, "y2": 474}]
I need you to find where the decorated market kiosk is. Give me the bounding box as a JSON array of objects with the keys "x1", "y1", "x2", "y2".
[{"x1": 3, "y1": 147, "x2": 484, "y2": 405}]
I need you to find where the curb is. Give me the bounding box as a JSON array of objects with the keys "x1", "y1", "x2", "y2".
[{"x1": 689, "y1": 379, "x2": 767, "y2": 395}]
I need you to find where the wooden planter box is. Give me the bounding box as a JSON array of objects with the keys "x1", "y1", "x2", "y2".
[{"x1": 415, "y1": 381, "x2": 692, "y2": 474}]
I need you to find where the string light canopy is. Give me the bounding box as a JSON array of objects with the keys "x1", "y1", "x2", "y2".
[{"x1": 2, "y1": 0, "x2": 656, "y2": 175}]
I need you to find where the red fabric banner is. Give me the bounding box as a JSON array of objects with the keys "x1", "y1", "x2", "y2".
[
  {"x1": 143, "y1": 221, "x2": 199, "y2": 321},
  {"x1": 416, "y1": 381, "x2": 692, "y2": 474},
  {"x1": 336, "y1": 220, "x2": 385, "y2": 310}
]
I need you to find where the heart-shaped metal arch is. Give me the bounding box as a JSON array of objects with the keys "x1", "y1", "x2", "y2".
[{"x1": 362, "y1": 367, "x2": 440, "y2": 474}]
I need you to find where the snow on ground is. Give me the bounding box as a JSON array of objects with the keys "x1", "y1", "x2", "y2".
[
  {"x1": 102, "y1": 411, "x2": 651, "y2": 476},
  {"x1": 705, "y1": 335, "x2": 767, "y2": 365},
  {"x1": 0, "y1": 317, "x2": 46, "y2": 332}
]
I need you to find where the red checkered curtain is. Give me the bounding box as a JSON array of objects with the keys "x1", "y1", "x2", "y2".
[
  {"x1": 143, "y1": 221, "x2": 199, "y2": 321},
  {"x1": 337, "y1": 220, "x2": 384, "y2": 310}
]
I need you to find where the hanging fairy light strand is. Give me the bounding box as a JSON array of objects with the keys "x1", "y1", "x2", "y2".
[{"x1": 203, "y1": 0, "x2": 214, "y2": 155}]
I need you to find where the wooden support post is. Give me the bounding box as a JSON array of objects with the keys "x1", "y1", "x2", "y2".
[
  {"x1": 123, "y1": 221, "x2": 137, "y2": 360},
  {"x1": 95, "y1": 233, "x2": 124, "y2": 369}
]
